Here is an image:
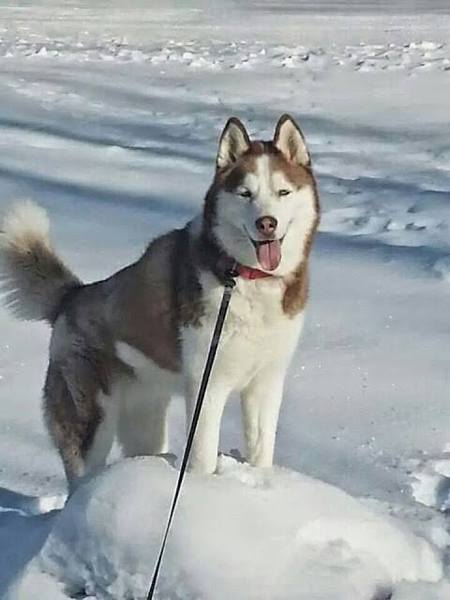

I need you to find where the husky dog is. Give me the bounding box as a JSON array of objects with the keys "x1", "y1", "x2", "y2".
[{"x1": 0, "y1": 115, "x2": 319, "y2": 492}]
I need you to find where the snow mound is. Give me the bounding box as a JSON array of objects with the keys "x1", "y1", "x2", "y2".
[
  {"x1": 392, "y1": 580, "x2": 450, "y2": 600},
  {"x1": 29, "y1": 456, "x2": 442, "y2": 600}
]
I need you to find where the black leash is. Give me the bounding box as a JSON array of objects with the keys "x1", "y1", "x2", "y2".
[{"x1": 146, "y1": 269, "x2": 237, "y2": 599}]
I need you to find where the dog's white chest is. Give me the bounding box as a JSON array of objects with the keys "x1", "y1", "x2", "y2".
[{"x1": 182, "y1": 274, "x2": 304, "y2": 391}]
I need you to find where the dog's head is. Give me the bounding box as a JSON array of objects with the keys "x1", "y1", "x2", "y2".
[{"x1": 204, "y1": 115, "x2": 320, "y2": 277}]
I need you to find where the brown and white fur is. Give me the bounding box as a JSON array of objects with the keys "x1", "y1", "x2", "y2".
[{"x1": 0, "y1": 115, "x2": 320, "y2": 493}]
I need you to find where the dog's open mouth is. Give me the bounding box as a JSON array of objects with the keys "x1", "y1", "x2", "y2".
[{"x1": 249, "y1": 236, "x2": 285, "y2": 271}]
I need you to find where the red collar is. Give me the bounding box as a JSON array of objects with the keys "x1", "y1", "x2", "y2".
[{"x1": 236, "y1": 264, "x2": 273, "y2": 280}]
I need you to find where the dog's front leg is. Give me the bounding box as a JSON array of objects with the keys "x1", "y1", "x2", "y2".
[
  {"x1": 184, "y1": 375, "x2": 231, "y2": 474},
  {"x1": 240, "y1": 364, "x2": 287, "y2": 468}
]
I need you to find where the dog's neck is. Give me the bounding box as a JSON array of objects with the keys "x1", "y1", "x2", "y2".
[{"x1": 235, "y1": 264, "x2": 272, "y2": 280}]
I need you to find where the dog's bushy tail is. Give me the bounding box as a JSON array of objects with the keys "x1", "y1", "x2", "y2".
[{"x1": 0, "y1": 201, "x2": 81, "y2": 323}]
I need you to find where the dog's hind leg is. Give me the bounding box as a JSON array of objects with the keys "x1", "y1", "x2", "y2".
[
  {"x1": 114, "y1": 344, "x2": 176, "y2": 458},
  {"x1": 43, "y1": 362, "x2": 118, "y2": 494},
  {"x1": 117, "y1": 387, "x2": 171, "y2": 457}
]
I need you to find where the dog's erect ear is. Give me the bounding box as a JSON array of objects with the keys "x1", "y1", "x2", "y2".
[
  {"x1": 216, "y1": 117, "x2": 251, "y2": 169},
  {"x1": 273, "y1": 114, "x2": 310, "y2": 167}
]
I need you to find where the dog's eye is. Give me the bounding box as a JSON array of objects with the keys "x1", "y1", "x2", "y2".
[
  {"x1": 238, "y1": 189, "x2": 252, "y2": 199},
  {"x1": 278, "y1": 189, "x2": 291, "y2": 197}
]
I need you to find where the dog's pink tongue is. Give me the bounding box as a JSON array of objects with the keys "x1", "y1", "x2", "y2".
[{"x1": 257, "y1": 240, "x2": 281, "y2": 271}]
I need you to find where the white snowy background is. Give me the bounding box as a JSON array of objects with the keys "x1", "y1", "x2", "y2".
[{"x1": 0, "y1": 1, "x2": 449, "y2": 598}]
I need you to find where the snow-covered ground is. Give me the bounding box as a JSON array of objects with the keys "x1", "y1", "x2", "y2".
[{"x1": 0, "y1": 1, "x2": 449, "y2": 598}]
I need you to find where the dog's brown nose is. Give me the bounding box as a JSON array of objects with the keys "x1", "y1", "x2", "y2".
[{"x1": 255, "y1": 216, "x2": 278, "y2": 237}]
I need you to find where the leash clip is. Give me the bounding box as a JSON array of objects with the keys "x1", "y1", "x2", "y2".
[{"x1": 225, "y1": 262, "x2": 239, "y2": 288}]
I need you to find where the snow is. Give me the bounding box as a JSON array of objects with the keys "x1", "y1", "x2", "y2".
[
  {"x1": 410, "y1": 455, "x2": 450, "y2": 513},
  {"x1": 10, "y1": 457, "x2": 444, "y2": 600},
  {"x1": 0, "y1": 0, "x2": 449, "y2": 598}
]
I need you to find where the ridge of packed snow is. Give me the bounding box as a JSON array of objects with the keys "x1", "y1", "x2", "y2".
[{"x1": 0, "y1": 38, "x2": 449, "y2": 74}]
